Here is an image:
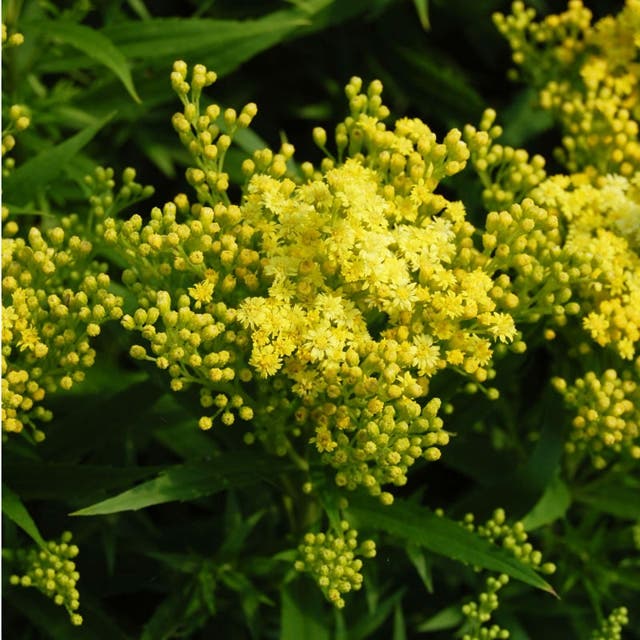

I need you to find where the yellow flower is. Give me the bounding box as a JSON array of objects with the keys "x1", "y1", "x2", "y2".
[
  {"x1": 2, "y1": 305, "x2": 18, "y2": 331},
  {"x1": 312, "y1": 426, "x2": 337, "y2": 453},
  {"x1": 188, "y1": 279, "x2": 215, "y2": 308},
  {"x1": 583, "y1": 312, "x2": 610, "y2": 344},
  {"x1": 446, "y1": 349, "x2": 465, "y2": 366},
  {"x1": 249, "y1": 344, "x2": 282, "y2": 377},
  {"x1": 17, "y1": 325, "x2": 40, "y2": 352},
  {"x1": 486, "y1": 313, "x2": 517, "y2": 344},
  {"x1": 412, "y1": 334, "x2": 442, "y2": 377}
]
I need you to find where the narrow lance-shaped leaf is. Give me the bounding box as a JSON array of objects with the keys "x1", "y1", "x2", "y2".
[
  {"x1": 2, "y1": 484, "x2": 46, "y2": 549},
  {"x1": 3, "y1": 461, "x2": 162, "y2": 503},
  {"x1": 393, "y1": 602, "x2": 407, "y2": 640},
  {"x1": 350, "y1": 589, "x2": 405, "y2": 640},
  {"x1": 72, "y1": 454, "x2": 292, "y2": 516},
  {"x1": 522, "y1": 476, "x2": 571, "y2": 530},
  {"x1": 348, "y1": 494, "x2": 556, "y2": 595},
  {"x1": 416, "y1": 605, "x2": 464, "y2": 633},
  {"x1": 280, "y1": 582, "x2": 331, "y2": 640},
  {"x1": 140, "y1": 580, "x2": 195, "y2": 640},
  {"x1": 42, "y1": 0, "x2": 391, "y2": 77},
  {"x1": 574, "y1": 484, "x2": 640, "y2": 520},
  {"x1": 3, "y1": 113, "x2": 113, "y2": 206},
  {"x1": 413, "y1": 0, "x2": 431, "y2": 29},
  {"x1": 42, "y1": 20, "x2": 140, "y2": 102},
  {"x1": 102, "y1": 14, "x2": 305, "y2": 64}
]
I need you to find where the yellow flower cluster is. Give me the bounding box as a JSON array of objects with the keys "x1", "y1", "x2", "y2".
[
  {"x1": 552, "y1": 367, "x2": 640, "y2": 468},
  {"x1": 109, "y1": 63, "x2": 580, "y2": 502},
  {"x1": 294, "y1": 520, "x2": 376, "y2": 608},
  {"x1": 9, "y1": 532, "x2": 82, "y2": 626},
  {"x1": 490, "y1": 0, "x2": 640, "y2": 366},
  {"x1": 461, "y1": 574, "x2": 510, "y2": 640},
  {"x1": 532, "y1": 173, "x2": 640, "y2": 359},
  {"x1": 461, "y1": 508, "x2": 556, "y2": 575},
  {"x1": 2, "y1": 214, "x2": 123, "y2": 438},
  {"x1": 495, "y1": 0, "x2": 640, "y2": 177}
]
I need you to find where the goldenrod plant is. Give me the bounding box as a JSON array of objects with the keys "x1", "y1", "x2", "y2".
[{"x1": 2, "y1": 1, "x2": 638, "y2": 637}]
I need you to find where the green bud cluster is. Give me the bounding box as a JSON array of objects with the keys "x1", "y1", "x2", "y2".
[
  {"x1": 464, "y1": 108, "x2": 546, "y2": 211},
  {"x1": 171, "y1": 60, "x2": 262, "y2": 205},
  {"x1": 294, "y1": 520, "x2": 376, "y2": 608},
  {"x1": 552, "y1": 367, "x2": 640, "y2": 468},
  {"x1": 105, "y1": 196, "x2": 259, "y2": 431},
  {"x1": 462, "y1": 509, "x2": 556, "y2": 575},
  {"x1": 2, "y1": 215, "x2": 123, "y2": 438},
  {"x1": 83, "y1": 166, "x2": 155, "y2": 237},
  {"x1": 1, "y1": 103, "x2": 30, "y2": 176},
  {"x1": 2, "y1": 27, "x2": 29, "y2": 175},
  {"x1": 493, "y1": 1, "x2": 591, "y2": 81},
  {"x1": 460, "y1": 573, "x2": 510, "y2": 640},
  {"x1": 462, "y1": 111, "x2": 587, "y2": 342},
  {"x1": 9, "y1": 532, "x2": 82, "y2": 626},
  {"x1": 480, "y1": 197, "x2": 579, "y2": 327},
  {"x1": 591, "y1": 606, "x2": 629, "y2": 640},
  {"x1": 2, "y1": 23, "x2": 25, "y2": 48}
]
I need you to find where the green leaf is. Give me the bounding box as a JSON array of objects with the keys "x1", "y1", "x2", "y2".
[
  {"x1": 500, "y1": 87, "x2": 555, "y2": 147},
  {"x1": 2, "y1": 485, "x2": 46, "y2": 549},
  {"x1": 6, "y1": 589, "x2": 81, "y2": 640},
  {"x1": 126, "y1": 0, "x2": 152, "y2": 21},
  {"x1": 391, "y1": 44, "x2": 484, "y2": 119},
  {"x1": 413, "y1": 0, "x2": 430, "y2": 29},
  {"x1": 42, "y1": 20, "x2": 140, "y2": 102},
  {"x1": 219, "y1": 508, "x2": 267, "y2": 557},
  {"x1": 38, "y1": 379, "x2": 163, "y2": 463},
  {"x1": 348, "y1": 495, "x2": 556, "y2": 595},
  {"x1": 3, "y1": 461, "x2": 161, "y2": 503},
  {"x1": 101, "y1": 14, "x2": 305, "y2": 73},
  {"x1": 393, "y1": 602, "x2": 407, "y2": 640},
  {"x1": 406, "y1": 543, "x2": 434, "y2": 593},
  {"x1": 522, "y1": 476, "x2": 571, "y2": 530},
  {"x1": 140, "y1": 580, "x2": 197, "y2": 640},
  {"x1": 574, "y1": 484, "x2": 640, "y2": 520},
  {"x1": 350, "y1": 589, "x2": 405, "y2": 640},
  {"x1": 280, "y1": 581, "x2": 330, "y2": 640},
  {"x1": 152, "y1": 394, "x2": 219, "y2": 460},
  {"x1": 416, "y1": 605, "x2": 463, "y2": 632},
  {"x1": 40, "y1": 1, "x2": 393, "y2": 78},
  {"x1": 72, "y1": 454, "x2": 291, "y2": 516},
  {"x1": 2, "y1": 113, "x2": 113, "y2": 206},
  {"x1": 450, "y1": 397, "x2": 566, "y2": 520}
]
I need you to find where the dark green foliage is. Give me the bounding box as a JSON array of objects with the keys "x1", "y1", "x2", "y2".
[{"x1": 2, "y1": 1, "x2": 638, "y2": 638}]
